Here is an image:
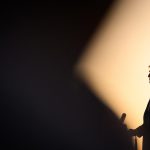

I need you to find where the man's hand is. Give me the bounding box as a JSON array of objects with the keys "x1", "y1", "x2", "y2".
[{"x1": 129, "y1": 125, "x2": 143, "y2": 138}]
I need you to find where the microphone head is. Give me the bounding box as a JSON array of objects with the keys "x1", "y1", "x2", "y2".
[{"x1": 120, "y1": 113, "x2": 126, "y2": 123}]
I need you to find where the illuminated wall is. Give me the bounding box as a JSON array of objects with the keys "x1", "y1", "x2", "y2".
[{"x1": 77, "y1": 1, "x2": 150, "y2": 149}]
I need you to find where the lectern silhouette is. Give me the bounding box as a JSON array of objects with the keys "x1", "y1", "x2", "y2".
[
  {"x1": 129, "y1": 100, "x2": 150, "y2": 150},
  {"x1": 129, "y1": 68, "x2": 150, "y2": 150}
]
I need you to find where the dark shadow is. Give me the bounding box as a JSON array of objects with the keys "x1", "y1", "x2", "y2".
[{"x1": 0, "y1": 1, "x2": 134, "y2": 149}]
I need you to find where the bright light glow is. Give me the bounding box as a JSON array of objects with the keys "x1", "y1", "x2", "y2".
[{"x1": 77, "y1": 1, "x2": 150, "y2": 150}]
